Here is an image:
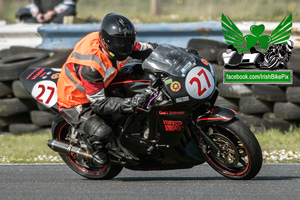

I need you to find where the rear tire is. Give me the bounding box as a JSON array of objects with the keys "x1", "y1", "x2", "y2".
[
  {"x1": 52, "y1": 115, "x2": 123, "y2": 180},
  {"x1": 204, "y1": 118, "x2": 262, "y2": 180}
]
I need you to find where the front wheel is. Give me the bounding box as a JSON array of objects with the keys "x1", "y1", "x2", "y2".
[
  {"x1": 52, "y1": 115, "x2": 123, "y2": 180},
  {"x1": 203, "y1": 117, "x2": 262, "y2": 180}
]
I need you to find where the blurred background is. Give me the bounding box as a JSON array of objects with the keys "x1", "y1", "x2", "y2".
[{"x1": 0, "y1": 0, "x2": 298, "y2": 24}]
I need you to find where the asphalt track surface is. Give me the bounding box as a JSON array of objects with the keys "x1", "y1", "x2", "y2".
[{"x1": 1, "y1": 163, "x2": 300, "y2": 200}]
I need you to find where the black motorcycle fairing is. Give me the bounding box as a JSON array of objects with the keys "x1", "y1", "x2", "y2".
[
  {"x1": 143, "y1": 44, "x2": 217, "y2": 106},
  {"x1": 106, "y1": 63, "x2": 151, "y2": 98},
  {"x1": 114, "y1": 105, "x2": 205, "y2": 167},
  {"x1": 155, "y1": 106, "x2": 192, "y2": 145},
  {"x1": 196, "y1": 106, "x2": 237, "y2": 127}
]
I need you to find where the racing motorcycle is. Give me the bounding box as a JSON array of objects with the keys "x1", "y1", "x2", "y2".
[{"x1": 20, "y1": 44, "x2": 262, "y2": 180}]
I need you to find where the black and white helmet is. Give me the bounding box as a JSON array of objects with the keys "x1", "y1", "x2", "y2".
[{"x1": 286, "y1": 40, "x2": 294, "y2": 52}]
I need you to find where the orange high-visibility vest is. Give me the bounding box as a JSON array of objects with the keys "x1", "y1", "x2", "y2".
[{"x1": 57, "y1": 32, "x2": 125, "y2": 108}]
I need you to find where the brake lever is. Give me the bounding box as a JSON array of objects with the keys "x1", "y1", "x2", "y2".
[
  {"x1": 135, "y1": 90, "x2": 157, "y2": 113},
  {"x1": 135, "y1": 90, "x2": 156, "y2": 113},
  {"x1": 136, "y1": 106, "x2": 152, "y2": 113}
]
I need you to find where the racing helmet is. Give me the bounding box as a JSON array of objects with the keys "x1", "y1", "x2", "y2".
[
  {"x1": 286, "y1": 40, "x2": 294, "y2": 51},
  {"x1": 99, "y1": 13, "x2": 136, "y2": 61}
]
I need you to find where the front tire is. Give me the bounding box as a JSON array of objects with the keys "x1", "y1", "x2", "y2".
[
  {"x1": 204, "y1": 118, "x2": 262, "y2": 180},
  {"x1": 52, "y1": 115, "x2": 123, "y2": 180}
]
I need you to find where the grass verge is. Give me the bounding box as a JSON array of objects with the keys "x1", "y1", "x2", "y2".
[
  {"x1": 0, "y1": 128, "x2": 299, "y2": 164},
  {"x1": 255, "y1": 128, "x2": 300, "y2": 163},
  {"x1": 0, "y1": 132, "x2": 61, "y2": 164}
]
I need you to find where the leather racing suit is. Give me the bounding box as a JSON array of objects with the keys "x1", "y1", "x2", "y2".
[{"x1": 57, "y1": 31, "x2": 156, "y2": 164}]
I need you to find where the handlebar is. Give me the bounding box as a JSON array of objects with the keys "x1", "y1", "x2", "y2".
[
  {"x1": 136, "y1": 106, "x2": 152, "y2": 113},
  {"x1": 135, "y1": 89, "x2": 158, "y2": 113}
]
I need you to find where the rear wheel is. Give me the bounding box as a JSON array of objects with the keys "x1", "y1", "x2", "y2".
[
  {"x1": 204, "y1": 118, "x2": 262, "y2": 180},
  {"x1": 52, "y1": 115, "x2": 123, "y2": 180}
]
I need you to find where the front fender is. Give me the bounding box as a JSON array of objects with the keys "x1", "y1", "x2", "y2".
[{"x1": 196, "y1": 106, "x2": 237, "y2": 127}]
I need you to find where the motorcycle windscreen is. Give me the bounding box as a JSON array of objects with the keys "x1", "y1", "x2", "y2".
[{"x1": 142, "y1": 43, "x2": 195, "y2": 77}]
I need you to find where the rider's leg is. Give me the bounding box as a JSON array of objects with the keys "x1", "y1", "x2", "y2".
[
  {"x1": 83, "y1": 116, "x2": 114, "y2": 165},
  {"x1": 59, "y1": 104, "x2": 113, "y2": 165}
]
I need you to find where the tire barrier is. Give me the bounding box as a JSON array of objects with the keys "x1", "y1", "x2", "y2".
[
  {"x1": 274, "y1": 102, "x2": 300, "y2": 120},
  {"x1": 251, "y1": 84, "x2": 287, "y2": 102},
  {"x1": 215, "y1": 96, "x2": 239, "y2": 111},
  {"x1": 36, "y1": 102, "x2": 49, "y2": 111},
  {"x1": 30, "y1": 110, "x2": 56, "y2": 127},
  {"x1": 239, "y1": 96, "x2": 273, "y2": 115},
  {"x1": 0, "y1": 52, "x2": 49, "y2": 81},
  {"x1": 30, "y1": 50, "x2": 72, "y2": 69},
  {"x1": 12, "y1": 80, "x2": 32, "y2": 99},
  {"x1": 8, "y1": 123, "x2": 41, "y2": 135},
  {"x1": 0, "y1": 82, "x2": 13, "y2": 98},
  {"x1": 212, "y1": 64, "x2": 223, "y2": 83},
  {"x1": 261, "y1": 112, "x2": 292, "y2": 132},
  {"x1": 218, "y1": 83, "x2": 252, "y2": 99},
  {"x1": 286, "y1": 87, "x2": 300, "y2": 103},
  {"x1": 0, "y1": 46, "x2": 69, "y2": 134},
  {"x1": 0, "y1": 113, "x2": 31, "y2": 128},
  {"x1": 187, "y1": 39, "x2": 228, "y2": 62},
  {"x1": 1, "y1": 43, "x2": 300, "y2": 134},
  {"x1": 0, "y1": 98, "x2": 37, "y2": 117},
  {"x1": 287, "y1": 51, "x2": 300, "y2": 73},
  {"x1": 236, "y1": 113, "x2": 262, "y2": 127}
]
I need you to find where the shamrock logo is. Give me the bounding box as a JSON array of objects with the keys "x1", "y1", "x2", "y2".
[
  {"x1": 244, "y1": 25, "x2": 271, "y2": 51},
  {"x1": 221, "y1": 14, "x2": 292, "y2": 53}
]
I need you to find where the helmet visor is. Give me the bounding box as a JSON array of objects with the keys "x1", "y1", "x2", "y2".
[{"x1": 101, "y1": 30, "x2": 136, "y2": 54}]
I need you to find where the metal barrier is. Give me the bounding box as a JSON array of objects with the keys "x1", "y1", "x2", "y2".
[
  {"x1": 0, "y1": 21, "x2": 300, "y2": 51},
  {"x1": 36, "y1": 21, "x2": 225, "y2": 50},
  {"x1": 0, "y1": 23, "x2": 42, "y2": 50}
]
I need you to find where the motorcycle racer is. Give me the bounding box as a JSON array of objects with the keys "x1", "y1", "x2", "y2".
[
  {"x1": 20, "y1": 42, "x2": 262, "y2": 180},
  {"x1": 57, "y1": 13, "x2": 157, "y2": 166}
]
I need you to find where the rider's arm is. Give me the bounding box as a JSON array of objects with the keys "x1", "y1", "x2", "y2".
[
  {"x1": 129, "y1": 41, "x2": 158, "y2": 60},
  {"x1": 77, "y1": 65, "x2": 145, "y2": 114},
  {"x1": 76, "y1": 64, "x2": 105, "y2": 103}
]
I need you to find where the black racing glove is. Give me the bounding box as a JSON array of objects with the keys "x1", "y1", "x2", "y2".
[
  {"x1": 121, "y1": 93, "x2": 148, "y2": 113},
  {"x1": 91, "y1": 93, "x2": 148, "y2": 115},
  {"x1": 131, "y1": 93, "x2": 147, "y2": 108}
]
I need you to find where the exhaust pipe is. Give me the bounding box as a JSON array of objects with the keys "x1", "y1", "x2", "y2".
[{"x1": 47, "y1": 139, "x2": 93, "y2": 160}]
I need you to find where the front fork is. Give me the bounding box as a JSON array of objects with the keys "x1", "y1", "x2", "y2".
[
  {"x1": 192, "y1": 103, "x2": 237, "y2": 155},
  {"x1": 190, "y1": 122, "x2": 222, "y2": 156}
]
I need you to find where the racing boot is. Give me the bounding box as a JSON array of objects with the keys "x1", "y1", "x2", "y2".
[
  {"x1": 90, "y1": 140, "x2": 108, "y2": 166},
  {"x1": 83, "y1": 116, "x2": 113, "y2": 166}
]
